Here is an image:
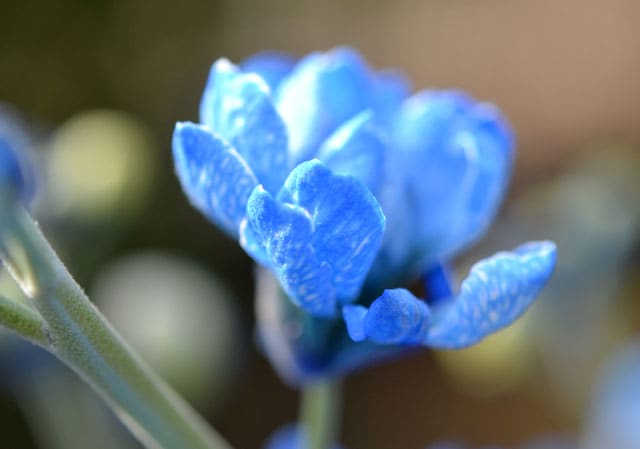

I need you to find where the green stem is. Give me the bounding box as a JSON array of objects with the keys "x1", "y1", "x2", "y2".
[
  {"x1": 18, "y1": 367, "x2": 139, "y2": 449},
  {"x1": 0, "y1": 294, "x2": 48, "y2": 345},
  {"x1": 0, "y1": 202, "x2": 233, "y2": 449},
  {"x1": 300, "y1": 379, "x2": 342, "y2": 449}
]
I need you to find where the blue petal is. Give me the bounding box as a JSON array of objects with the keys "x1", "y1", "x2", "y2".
[
  {"x1": 346, "y1": 241, "x2": 556, "y2": 348},
  {"x1": 199, "y1": 59, "x2": 289, "y2": 192},
  {"x1": 342, "y1": 305, "x2": 368, "y2": 342},
  {"x1": 278, "y1": 160, "x2": 385, "y2": 303},
  {"x1": 239, "y1": 218, "x2": 270, "y2": 266},
  {"x1": 424, "y1": 241, "x2": 557, "y2": 349},
  {"x1": 275, "y1": 47, "x2": 373, "y2": 164},
  {"x1": 254, "y1": 267, "x2": 406, "y2": 384},
  {"x1": 361, "y1": 289, "x2": 431, "y2": 345},
  {"x1": 0, "y1": 106, "x2": 35, "y2": 204},
  {"x1": 263, "y1": 424, "x2": 344, "y2": 449},
  {"x1": 423, "y1": 263, "x2": 455, "y2": 304},
  {"x1": 241, "y1": 51, "x2": 296, "y2": 92},
  {"x1": 458, "y1": 103, "x2": 515, "y2": 239},
  {"x1": 370, "y1": 70, "x2": 411, "y2": 124},
  {"x1": 387, "y1": 90, "x2": 514, "y2": 275},
  {"x1": 394, "y1": 91, "x2": 472, "y2": 156},
  {"x1": 245, "y1": 185, "x2": 336, "y2": 316},
  {"x1": 0, "y1": 138, "x2": 26, "y2": 199},
  {"x1": 316, "y1": 111, "x2": 386, "y2": 193},
  {"x1": 263, "y1": 424, "x2": 302, "y2": 449},
  {"x1": 245, "y1": 160, "x2": 385, "y2": 316},
  {"x1": 172, "y1": 122, "x2": 258, "y2": 236},
  {"x1": 199, "y1": 58, "x2": 238, "y2": 131}
]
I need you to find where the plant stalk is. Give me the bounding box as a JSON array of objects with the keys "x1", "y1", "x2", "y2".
[
  {"x1": 300, "y1": 379, "x2": 342, "y2": 449},
  {"x1": 0, "y1": 201, "x2": 233, "y2": 449}
]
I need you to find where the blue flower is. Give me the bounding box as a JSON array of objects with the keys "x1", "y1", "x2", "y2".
[
  {"x1": 173, "y1": 47, "x2": 556, "y2": 383},
  {"x1": 263, "y1": 424, "x2": 344, "y2": 449},
  {"x1": 0, "y1": 106, "x2": 33, "y2": 203},
  {"x1": 0, "y1": 138, "x2": 24, "y2": 196}
]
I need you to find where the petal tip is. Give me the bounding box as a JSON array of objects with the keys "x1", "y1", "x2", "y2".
[
  {"x1": 364, "y1": 289, "x2": 431, "y2": 345},
  {"x1": 343, "y1": 305, "x2": 368, "y2": 342}
]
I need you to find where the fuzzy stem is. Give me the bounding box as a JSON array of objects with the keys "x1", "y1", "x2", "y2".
[
  {"x1": 0, "y1": 294, "x2": 48, "y2": 345},
  {"x1": 0, "y1": 201, "x2": 233, "y2": 449}
]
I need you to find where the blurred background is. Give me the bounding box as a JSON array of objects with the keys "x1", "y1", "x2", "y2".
[{"x1": 1, "y1": 0, "x2": 640, "y2": 448}]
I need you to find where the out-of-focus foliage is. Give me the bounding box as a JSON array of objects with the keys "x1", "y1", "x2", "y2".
[
  {"x1": 583, "y1": 338, "x2": 640, "y2": 449},
  {"x1": 94, "y1": 252, "x2": 243, "y2": 407},
  {"x1": 43, "y1": 110, "x2": 157, "y2": 224}
]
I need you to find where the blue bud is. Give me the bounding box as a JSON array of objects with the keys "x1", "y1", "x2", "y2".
[
  {"x1": 173, "y1": 47, "x2": 556, "y2": 382},
  {"x1": 0, "y1": 107, "x2": 35, "y2": 204},
  {"x1": 263, "y1": 424, "x2": 344, "y2": 449},
  {"x1": 0, "y1": 138, "x2": 26, "y2": 198}
]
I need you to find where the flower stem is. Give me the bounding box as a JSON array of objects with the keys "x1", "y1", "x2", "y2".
[
  {"x1": 18, "y1": 367, "x2": 139, "y2": 449},
  {"x1": 300, "y1": 379, "x2": 342, "y2": 449},
  {"x1": 0, "y1": 200, "x2": 233, "y2": 449},
  {"x1": 0, "y1": 293, "x2": 48, "y2": 345}
]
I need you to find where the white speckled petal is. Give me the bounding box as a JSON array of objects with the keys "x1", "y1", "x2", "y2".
[
  {"x1": 172, "y1": 122, "x2": 258, "y2": 236},
  {"x1": 344, "y1": 241, "x2": 556, "y2": 348},
  {"x1": 278, "y1": 160, "x2": 385, "y2": 303},
  {"x1": 245, "y1": 185, "x2": 336, "y2": 317},
  {"x1": 424, "y1": 241, "x2": 557, "y2": 348},
  {"x1": 200, "y1": 59, "x2": 289, "y2": 192}
]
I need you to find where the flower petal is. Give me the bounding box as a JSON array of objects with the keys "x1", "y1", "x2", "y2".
[
  {"x1": 424, "y1": 241, "x2": 557, "y2": 348},
  {"x1": 238, "y1": 218, "x2": 270, "y2": 266},
  {"x1": 241, "y1": 51, "x2": 296, "y2": 92},
  {"x1": 199, "y1": 58, "x2": 239, "y2": 131},
  {"x1": 0, "y1": 138, "x2": 26, "y2": 199},
  {"x1": 316, "y1": 111, "x2": 386, "y2": 193},
  {"x1": 245, "y1": 185, "x2": 336, "y2": 316},
  {"x1": 342, "y1": 304, "x2": 368, "y2": 342},
  {"x1": 199, "y1": 59, "x2": 289, "y2": 192},
  {"x1": 344, "y1": 289, "x2": 431, "y2": 345},
  {"x1": 423, "y1": 263, "x2": 455, "y2": 304},
  {"x1": 346, "y1": 241, "x2": 556, "y2": 348},
  {"x1": 263, "y1": 424, "x2": 344, "y2": 449},
  {"x1": 255, "y1": 267, "x2": 405, "y2": 384},
  {"x1": 278, "y1": 160, "x2": 385, "y2": 303},
  {"x1": 0, "y1": 106, "x2": 35, "y2": 203},
  {"x1": 388, "y1": 90, "x2": 514, "y2": 275},
  {"x1": 275, "y1": 47, "x2": 372, "y2": 164},
  {"x1": 172, "y1": 122, "x2": 258, "y2": 236},
  {"x1": 263, "y1": 424, "x2": 303, "y2": 449},
  {"x1": 370, "y1": 70, "x2": 411, "y2": 124}
]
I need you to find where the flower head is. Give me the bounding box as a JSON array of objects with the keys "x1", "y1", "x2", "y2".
[
  {"x1": 263, "y1": 424, "x2": 343, "y2": 449},
  {"x1": 0, "y1": 106, "x2": 34, "y2": 204},
  {"x1": 173, "y1": 47, "x2": 556, "y2": 384},
  {"x1": 0, "y1": 138, "x2": 24, "y2": 197}
]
